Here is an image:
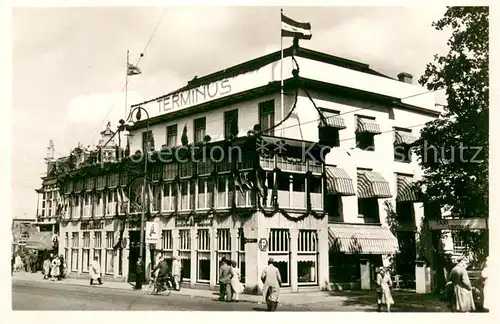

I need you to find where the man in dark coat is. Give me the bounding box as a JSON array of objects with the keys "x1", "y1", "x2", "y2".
[
  {"x1": 135, "y1": 257, "x2": 144, "y2": 290},
  {"x1": 219, "y1": 258, "x2": 233, "y2": 301}
]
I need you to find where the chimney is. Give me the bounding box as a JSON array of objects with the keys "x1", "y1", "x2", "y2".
[{"x1": 397, "y1": 72, "x2": 413, "y2": 84}]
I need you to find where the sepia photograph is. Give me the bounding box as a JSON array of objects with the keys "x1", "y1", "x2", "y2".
[{"x1": 9, "y1": 4, "x2": 489, "y2": 313}]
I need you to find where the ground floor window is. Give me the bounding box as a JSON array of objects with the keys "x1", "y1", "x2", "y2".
[
  {"x1": 329, "y1": 253, "x2": 382, "y2": 284},
  {"x1": 238, "y1": 252, "x2": 246, "y2": 284},
  {"x1": 297, "y1": 230, "x2": 318, "y2": 285},
  {"x1": 82, "y1": 249, "x2": 90, "y2": 272},
  {"x1": 197, "y1": 252, "x2": 210, "y2": 282},
  {"x1": 71, "y1": 249, "x2": 78, "y2": 272},
  {"x1": 274, "y1": 259, "x2": 290, "y2": 286},
  {"x1": 93, "y1": 249, "x2": 102, "y2": 265},
  {"x1": 268, "y1": 229, "x2": 290, "y2": 286},
  {"x1": 105, "y1": 249, "x2": 114, "y2": 274},
  {"x1": 179, "y1": 251, "x2": 191, "y2": 280}
]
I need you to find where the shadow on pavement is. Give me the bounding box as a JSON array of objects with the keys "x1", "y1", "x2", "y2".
[{"x1": 328, "y1": 290, "x2": 449, "y2": 312}]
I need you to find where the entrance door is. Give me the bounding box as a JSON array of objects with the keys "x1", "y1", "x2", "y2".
[{"x1": 127, "y1": 230, "x2": 145, "y2": 283}]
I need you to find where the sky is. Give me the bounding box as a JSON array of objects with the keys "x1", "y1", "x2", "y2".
[{"x1": 12, "y1": 6, "x2": 451, "y2": 219}]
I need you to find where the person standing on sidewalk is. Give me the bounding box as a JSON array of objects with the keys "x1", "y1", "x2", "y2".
[
  {"x1": 90, "y1": 256, "x2": 103, "y2": 285},
  {"x1": 377, "y1": 268, "x2": 394, "y2": 312},
  {"x1": 481, "y1": 257, "x2": 490, "y2": 312},
  {"x1": 449, "y1": 256, "x2": 475, "y2": 312},
  {"x1": 171, "y1": 256, "x2": 182, "y2": 291},
  {"x1": 135, "y1": 257, "x2": 144, "y2": 290},
  {"x1": 43, "y1": 257, "x2": 51, "y2": 280},
  {"x1": 50, "y1": 256, "x2": 61, "y2": 281},
  {"x1": 219, "y1": 258, "x2": 233, "y2": 301}
]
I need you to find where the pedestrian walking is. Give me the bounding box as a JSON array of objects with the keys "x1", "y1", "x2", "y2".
[
  {"x1": 171, "y1": 256, "x2": 182, "y2": 291},
  {"x1": 135, "y1": 257, "x2": 144, "y2": 290},
  {"x1": 376, "y1": 267, "x2": 394, "y2": 312},
  {"x1": 481, "y1": 257, "x2": 490, "y2": 312},
  {"x1": 14, "y1": 254, "x2": 23, "y2": 272},
  {"x1": 90, "y1": 256, "x2": 102, "y2": 285},
  {"x1": 261, "y1": 258, "x2": 282, "y2": 311},
  {"x1": 448, "y1": 256, "x2": 475, "y2": 312},
  {"x1": 59, "y1": 255, "x2": 66, "y2": 279},
  {"x1": 218, "y1": 257, "x2": 233, "y2": 301},
  {"x1": 43, "y1": 257, "x2": 51, "y2": 279},
  {"x1": 230, "y1": 260, "x2": 244, "y2": 302}
]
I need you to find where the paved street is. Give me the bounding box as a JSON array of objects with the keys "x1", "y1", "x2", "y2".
[{"x1": 12, "y1": 280, "x2": 314, "y2": 311}]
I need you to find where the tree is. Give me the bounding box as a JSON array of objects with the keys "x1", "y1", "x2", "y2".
[{"x1": 416, "y1": 7, "x2": 489, "y2": 263}]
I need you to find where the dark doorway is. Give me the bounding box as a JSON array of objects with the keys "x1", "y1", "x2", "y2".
[{"x1": 127, "y1": 230, "x2": 145, "y2": 283}]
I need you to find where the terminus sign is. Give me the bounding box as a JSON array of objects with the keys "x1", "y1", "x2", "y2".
[
  {"x1": 157, "y1": 79, "x2": 232, "y2": 114},
  {"x1": 428, "y1": 218, "x2": 488, "y2": 230}
]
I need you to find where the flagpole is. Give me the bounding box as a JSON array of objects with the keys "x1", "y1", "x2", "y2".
[
  {"x1": 280, "y1": 8, "x2": 284, "y2": 137},
  {"x1": 125, "y1": 50, "x2": 129, "y2": 119}
]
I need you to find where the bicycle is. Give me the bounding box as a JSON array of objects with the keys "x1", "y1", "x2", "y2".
[{"x1": 149, "y1": 275, "x2": 173, "y2": 296}]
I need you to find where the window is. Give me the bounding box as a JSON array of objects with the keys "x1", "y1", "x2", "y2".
[
  {"x1": 357, "y1": 198, "x2": 380, "y2": 223},
  {"x1": 162, "y1": 183, "x2": 175, "y2": 211},
  {"x1": 178, "y1": 229, "x2": 191, "y2": 280},
  {"x1": 166, "y1": 124, "x2": 178, "y2": 148},
  {"x1": 108, "y1": 174, "x2": 119, "y2": 188},
  {"x1": 216, "y1": 229, "x2": 231, "y2": 282},
  {"x1": 94, "y1": 232, "x2": 102, "y2": 268},
  {"x1": 297, "y1": 230, "x2": 318, "y2": 285},
  {"x1": 105, "y1": 231, "x2": 114, "y2": 275},
  {"x1": 268, "y1": 229, "x2": 290, "y2": 286},
  {"x1": 151, "y1": 166, "x2": 162, "y2": 182},
  {"x1": 394, "y1": 144, "x2": 412, "y2": 163},
  {"x1": 194, "y1": 117, "x2": 206, "y2": 143},
  {"x1": 236, "y1": 171, "x2": 255, "y2": 207},
  {"x1": 326, "y1": 195, "x2": 342, "y2": 222},
  {"x1": 197, "y1": 178, "x2": 214, "y2": 209},
  {"x1": 355, "y1": 116, "x2": 380, "y2": 151},
  {"x1": 238, "y1": 228, "x2": 246, "y2": 283},
  {"x1": 356, "y1": 133, "x2": 375, "y2": 151},
  {"x1": 179, "y1": 181, "x2": 193, "y2": 211},
  {"x1": 197, "y1": 229, "x2": 210, "y2": 282},
  {"x1": 224, "y1": 109, "x2": 238, "y2": 139},
  {"x1": 106, "y1": 190, "x2": 117, "y2": 216},
  {"x1": 82, "y1": 232, "x2": 91, "y2": 272},
  {"x1": 71, "y1": 232, "x2": 79, "y2": 272},
  {"x1": 162, "y1": 230, "x2": 173, "y2": 250},
  {"x1": 142, "y1": 130, "x2": 154, "y2": 152},
  {"x1": 217, "y1": 176, "x2": 229, "y2": 208},
  {"x1": 259, "y1": 100, "x2": 275, "y2": 136},
  {"x1": 396, "y1": 201, "x2": 415, "y2": 227},
  {"x1": 163, "y1": 164, "x2": 177, "y2": 181}
]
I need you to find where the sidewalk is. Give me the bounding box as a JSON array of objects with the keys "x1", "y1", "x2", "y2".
[{"x1": 11, "y1": 271, "x2": 339, "y2": 307}]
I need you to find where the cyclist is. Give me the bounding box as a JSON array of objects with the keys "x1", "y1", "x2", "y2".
[{"x1": 152, "y1": 256, "x2": 171, "y2": 292}]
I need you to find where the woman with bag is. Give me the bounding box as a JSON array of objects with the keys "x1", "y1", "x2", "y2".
[{"x1": 230, "y1": 260, "x2": 244, "y2": 302}]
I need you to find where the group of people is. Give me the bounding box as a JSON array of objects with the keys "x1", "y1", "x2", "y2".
[
  {"x1": 375, "y1": 266, "x2": 394, "y2": 312},
  {"x1": 218, "y1": 257, "x2": 245, "y2": 302},
  {"x1": 12, "y1": 251, "x2": 39, "y2": 273},
  {"x1": 42, "y1": 253, "x2": 66, "y2": 281},
  {"x1": 446, "y1": 256, "x2": 490, "y2": 313}
]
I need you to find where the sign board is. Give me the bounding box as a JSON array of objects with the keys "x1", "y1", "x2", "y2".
[
  {"x1": 428, "y1": 218, "x2": 488, "y2": 231},
  {"x1": 145, "y1": 221, "x2": 160, "y2": 244},
  {"x1": 135, "y1": 58, "x2": 290, "y2": 119},
  {"x1": 258, "y1": 238, "x2": 268, "y2": 252},
  {"x1": 244, "y1": 238, "x2": 258, "y2": 244}
]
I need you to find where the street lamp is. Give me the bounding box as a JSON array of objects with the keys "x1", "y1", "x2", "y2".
[{"x1": 119, "y1": 106, "x2": 150, "y2": 286}]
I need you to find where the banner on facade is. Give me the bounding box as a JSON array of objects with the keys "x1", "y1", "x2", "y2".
[{"x1": 145, "y1": 221, "x2": 160, "y2": 244}]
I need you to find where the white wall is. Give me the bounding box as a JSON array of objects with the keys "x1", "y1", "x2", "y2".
[{"x1": 281, "y1": 89, "x2": 436, "y2": 226}]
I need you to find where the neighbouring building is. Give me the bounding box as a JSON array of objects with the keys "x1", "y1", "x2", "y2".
[{"x1": 47, "y1": 42, "x2": 454, "y2": 293}]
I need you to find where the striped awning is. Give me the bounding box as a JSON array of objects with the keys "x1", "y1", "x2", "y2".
[
  {"x1": 394, "y1": 130, "x2": 417, "y2": 146},
  {"x1": 396, "y1": 175, "x2": 419, "y2": 202},
  {"x1": 328, "y1": 224, "x2": 399, "y2": 255},
  {"x1": 357, "y1": 171, "x2": 392, "y2": 198},
  {"x1": 325, "y1": 166, "x2": 356, "y2": 196},
  {"x1": 356, "y1": 117, "x2": 381, "y2": 134},
  {"x1": 25, "y1": 232, "x2": 53, "y2": 251},
  {"x1": 321, "y1": 111, "x2": 347, "y2": 129}
]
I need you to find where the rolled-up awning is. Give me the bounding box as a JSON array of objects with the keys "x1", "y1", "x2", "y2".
[
  {"x1": 396, "y1": 174, "x2": 419, "y2": 202},
  {"x1": 325, "y1": 166, "x2": 356, "y2": 196},
  {"x1": 357, "y1": 171, "x2": 392, "y2": 198},
  {"x1": 356, "y1": 117, "x2": 381, "y2": 134},
  {"x1": 394, "y1": 130, "x2": 417, "y2": 146},
  {"x1": 25, "y1": 232, "x2": 54, "y2": 250},
  {"x1": 328, "y1": 224, "x2": 399, "y2": 255}
]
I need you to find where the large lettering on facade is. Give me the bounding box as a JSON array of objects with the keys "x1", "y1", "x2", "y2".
[{"x1": 158, "y1": 79, "x2": 232, "y2": 114}]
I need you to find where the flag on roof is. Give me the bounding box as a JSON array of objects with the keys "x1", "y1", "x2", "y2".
[
  {"x1": 281, "y1": 13, "x2": 312, "y2": 40},
  {"x1": 127, "y1": 63, "x2": 142, "y2": 76}
]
